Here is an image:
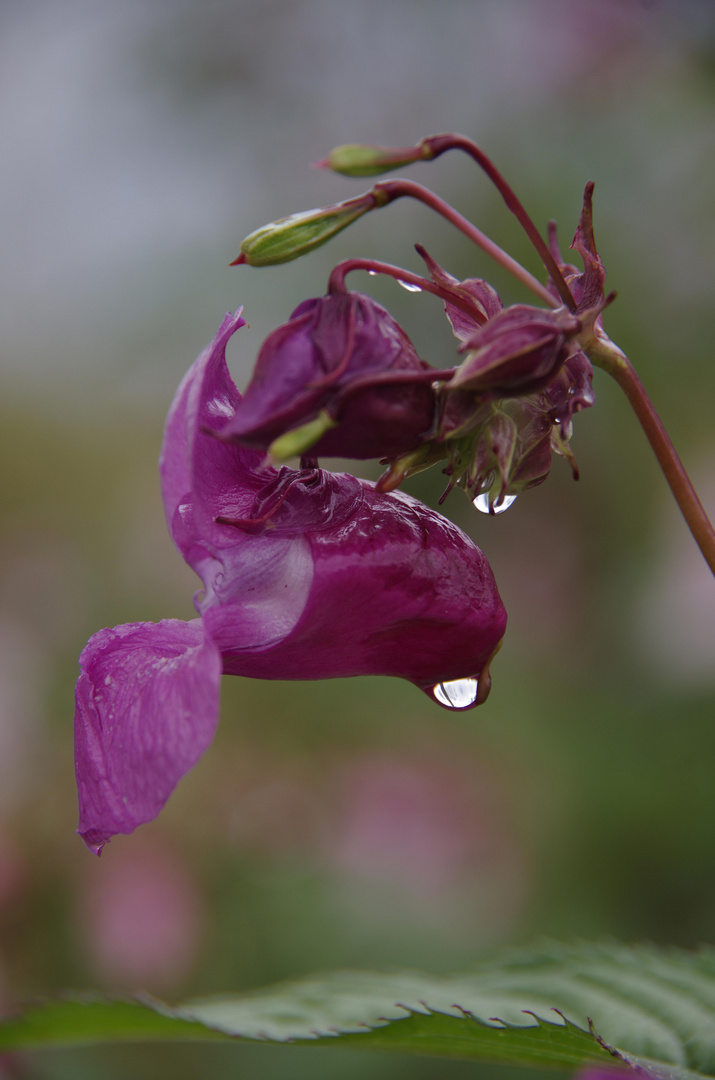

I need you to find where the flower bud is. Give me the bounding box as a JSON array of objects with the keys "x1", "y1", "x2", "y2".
[
  {"x1": 316, "y1": 141, "x2": 432, "y2": 177},
  {"x1": 449, "y1": 305, "x2": 581, "y2": 397},
  {"x1": 232, "y1": 191, "x2": 379, "y2": 266},
  {"x1": 216, "y1": 291, "x2": 438, "y2": 460}
]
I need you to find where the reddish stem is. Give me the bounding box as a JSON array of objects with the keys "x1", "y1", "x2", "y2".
[
  {"x1": 421, "y1": 134, "x2": 576, "y2": 310},
  {"x1": 371, "y1": 179, "x2": 558, "y2": 308},
  {"x1": 587, "y1": 334, "x2": 715, "y2": 575},
  {"x1": 328, "y1": 257, "x2": 489, "y2": 323}
]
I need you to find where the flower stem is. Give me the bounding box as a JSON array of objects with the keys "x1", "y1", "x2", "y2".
[
  {"x1": 587, "y1": 333, "x2": 715, "y2": 575},
  {"x1": 420, "y1": 134, "x2": 577, "y2": 310},
  {"x1": 328, "y1": 257, "x2": 488, "y2": 323},
  {"x1": 371, "y1": 179, "x2": 558, "y2": 308}
]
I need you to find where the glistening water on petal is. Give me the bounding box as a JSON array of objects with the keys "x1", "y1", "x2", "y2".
[{"x1": 431, "y1": 678, "x2": 480, "y2": 710}]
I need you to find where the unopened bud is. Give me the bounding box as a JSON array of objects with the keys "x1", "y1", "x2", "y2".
[
  {"x1": 315, "y1": 141, "x2": 433, "y2": 178},
  {"x1": 232, "y1": 192, "x2": 379, "y2": 267},
  {"x1": 449, "y1": 305, "x2": 580, "y2": 397}
]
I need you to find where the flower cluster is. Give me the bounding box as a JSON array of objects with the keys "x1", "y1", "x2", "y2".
[{"x1": 75, "y1": 133, "x2": 611, "y2": 852}]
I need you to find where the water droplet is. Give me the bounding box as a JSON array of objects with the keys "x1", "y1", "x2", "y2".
[
  {"x1": 367, "y1": 269, "x2": 378, "y2": 276},
  {"x1": 432, "y1": 677, "x2": 479, "y2": 709},
  {"x1": 473, "y1": 492, "x2": 518, "y2": 515},
  {"x1": 397, "y1": 279, "x2": 422, "y2": 293}
]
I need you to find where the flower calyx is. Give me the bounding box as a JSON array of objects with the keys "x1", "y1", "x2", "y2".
[{"x1": 548, "y1": 181, "x2": 607, "y2": 319}]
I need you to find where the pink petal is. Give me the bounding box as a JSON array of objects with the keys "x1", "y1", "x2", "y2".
[
  {"x1": 159, "y1": 308, "x2": 268, "y2": 561},
  {"x1": 75, "y1": 619, "x2": 221, "y2": 854},
  {"x1": 213, "y1": 480, "x2": 506, "y2": 691}
]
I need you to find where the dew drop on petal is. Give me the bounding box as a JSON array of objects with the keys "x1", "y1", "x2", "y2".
[
  {"x1": 397, "y1": 279, "x2": 422, "y2": 292},
  {"x1": 473, "y1": 492, "x2": 518, "y2": 515},
  {"x1": 367, "y1": 269, "x2": 378, "y2": 276},
  {"x1": 432, "y1": 677, "x2": 479, "y2": 709}
]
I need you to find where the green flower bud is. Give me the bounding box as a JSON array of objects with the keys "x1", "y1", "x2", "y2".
[
  {"x1": 316, "y1": 141, "x2": 433, "y2": 178},
  {"x1": 233, "y1": 192, "x2": 379, "y2": 267}
]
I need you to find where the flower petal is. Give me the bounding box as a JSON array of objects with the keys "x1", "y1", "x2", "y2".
[
  {"x1": 75, "y1": 619, "x2": 222, "y2": 854},
  {"x1": 417, "y1": 246, "x2": 502, "y2": 341},
  {"x1": 218, "y1": 292, "x2": 434, "y2": 459},
  {"x1": 159, "y1": 308, "x2": 268, "y2": 561},
  {"x1": 210, "y1": 478, "x2": 507, "y2": 695}
]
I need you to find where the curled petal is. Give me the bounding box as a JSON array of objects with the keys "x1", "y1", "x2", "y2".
[
  {"x1": 417, "y1": 245, "x2": 502, "y2": 341},
  {"x1": 75, "y1": 620, "x2": 222, "y2": 854},
  {"x1": 569, "y1": 182, "x2": 606, "y2": 312},
  {"x1": 160, "y1": 308, "x2": 269, "y2": 562},
  {"x1": 548, "y1": 184, "x2": 605, "y2": 313}
]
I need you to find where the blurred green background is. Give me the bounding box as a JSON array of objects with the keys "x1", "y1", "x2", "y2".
[{"x1": 1, "y1": 0, "x2": 714, "y2": 1076}]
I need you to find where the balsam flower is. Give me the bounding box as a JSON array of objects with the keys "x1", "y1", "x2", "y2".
[{"x1": 74, "y1": 310, "x2": 506, "y2": 854}]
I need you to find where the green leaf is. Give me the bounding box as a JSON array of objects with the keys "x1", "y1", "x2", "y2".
[{"x1": 2, "y1": 942, "x2": 715, "y2": 1079}]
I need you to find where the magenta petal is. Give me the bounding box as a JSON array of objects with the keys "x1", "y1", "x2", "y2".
[
  {"x1": 75, "y1": 619, "x2": 222, "y2": 855},
  {"x1": 197, "y1": 532, "x2": 314, "y2": 650},
  {"x1": 219, "y1": 292, "x2": 434, "y2": 460},
  {"x1": 160, "y1": 308, "x2": 270, "y2": 561},
  {"x1": 213, "y1": 479, "x2": 506, "y2": 692}
]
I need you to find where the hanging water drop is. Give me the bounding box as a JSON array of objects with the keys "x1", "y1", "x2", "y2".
[
  {"x1": 397, "y1": 279, "x2": 422, "y2": 293},
  {"x1": 473, "y1": 492, "x2": 518, "y2": 516},
  {"x1": 432, "y1": 677, "x2": 479, "y2": 709},
  {"x1": 367, "y1": 269, "x2": 378, "y2": 276}
]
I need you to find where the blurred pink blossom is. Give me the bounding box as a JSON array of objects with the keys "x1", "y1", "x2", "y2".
[
  {"x1": 213, "y1": 748, "x2": 327, "y2": 859},
  {"x1": 79, "y1": 838, "x2": 204, "y2": 991},
  {"x1": 327, "y1": 749, "x2": 525, "y2": 936}
]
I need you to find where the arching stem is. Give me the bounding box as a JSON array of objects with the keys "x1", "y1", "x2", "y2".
[
  {"x1": 328, "y1": 257, "x2": 488, "y2": 323},
  {"x1": 371, "y1": 179, "x2": 558, "y2": 308},
  {"x1": 420, "y1": 133, "x2": 576, "y2": 310},
  {"x1": 587, "y1": 333, "x2": 715, "y2": 575}
]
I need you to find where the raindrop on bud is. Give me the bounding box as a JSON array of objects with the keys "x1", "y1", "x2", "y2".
[{"x1": 473, "y1": 492, "x2": 518, "y2": 516}]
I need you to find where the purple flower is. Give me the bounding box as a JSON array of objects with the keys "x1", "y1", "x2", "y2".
[
  {"x1": 74, "y1": 310, "x2": 507, "y2": 854},
  {"x1": 216, "y1": 291, "x2": 438, "y2": 460}
]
